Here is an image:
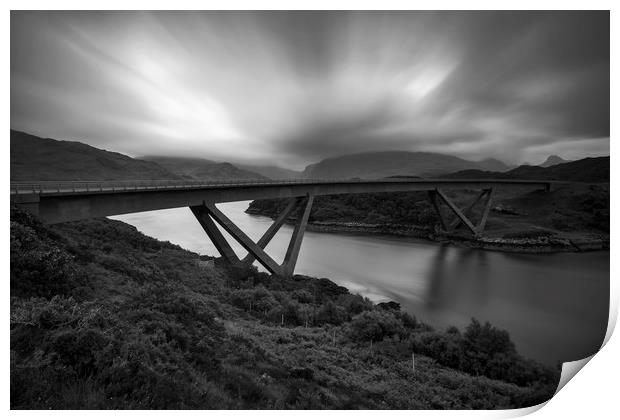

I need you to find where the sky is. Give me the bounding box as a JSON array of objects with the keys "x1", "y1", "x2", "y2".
[{"x1": 11, "y1": 11, "x2": 610, "y2": 169}]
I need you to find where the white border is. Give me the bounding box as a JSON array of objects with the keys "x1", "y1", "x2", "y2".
[{"x1": 3, "y1": 2, "x2": 616, "y2": 419}]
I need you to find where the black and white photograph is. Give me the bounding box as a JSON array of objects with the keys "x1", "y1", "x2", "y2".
[{"x1": 8, "y1": 4, "x2": 613, "y2": 413}]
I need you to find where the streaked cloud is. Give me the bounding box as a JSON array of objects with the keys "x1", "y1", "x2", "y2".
[{"x1": 11, "y1": 11, "x2": 609, "y2": 168}]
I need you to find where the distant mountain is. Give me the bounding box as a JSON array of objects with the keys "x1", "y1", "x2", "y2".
[
  {"x1": 476, "y1": 158, "x2": 511, "y2": 172},
  {"x1": 10, "y1": 130, "x2": 179, "y2": 181},
  {"x1": 235, "y1": 164, "x2": 303, "y2": 179},
  {"x1": 141, "y1": 156, "x2": 267, "y2": 180},
  {"x1": 540, "y1": 155, "x2": 571, "y2": 167},
  {"x1": 444, "y1": 156, "x2": 609, "y2": 183},
  {"x1": 301, "y1": 151, "x2": 509, "y2": 179}
]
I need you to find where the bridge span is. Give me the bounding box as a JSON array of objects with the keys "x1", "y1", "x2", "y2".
[{"x1": 11, "y1": 178, "x2": 551, "y2": 276}]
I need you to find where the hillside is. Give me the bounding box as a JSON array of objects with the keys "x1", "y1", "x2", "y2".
[
  {"x1": 247, "y1": 181, "x2": 609, "y2": 252},
  {"x1": 235, "y1": 163, "x2": 303, "y2": 180},
  {"x1": 10, "y1": 130, "x2": 180, "y2": 181},
  {"x1": 444, "y1": 156, "x2": 609, "y2": 183},
  {"x1": 10, "y1": 206, "x2": 559, "y2": 409},
  {"x1": 141, "y1": 156, "x2": 267, "y2": 180},
  {"x1": 302, "y1": 151, "x2": 509, "y2": 179},
  {"x1": 540, "y1": 155, "x2": 571, "y2": 167},
  {"x1": 476, "y1": 158, "x2": 511, "y2": 172}
]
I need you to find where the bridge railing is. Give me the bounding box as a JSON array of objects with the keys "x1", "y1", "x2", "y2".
[
  {"x1": 10, "y1": 178, "x2": 552, "y2": 195},
  {"x1": 10, "y1": 178, "x2": 365, "y2": 194}
]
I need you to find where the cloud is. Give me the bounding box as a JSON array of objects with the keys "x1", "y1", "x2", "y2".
[{"x1": 11, "y1": 11, "x2": 609, "y2": 168}]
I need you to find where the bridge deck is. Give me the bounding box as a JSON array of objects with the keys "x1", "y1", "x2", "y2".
[{"x1": 10, "y1": 178, "x2": 551, "y2": 224}]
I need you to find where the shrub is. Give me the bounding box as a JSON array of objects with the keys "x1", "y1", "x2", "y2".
[
  {"x1": 315, "y1": 301, "x2": 347, "y2": 326},
  {"x1": 408, "y1": 319, "x2": 558, "y2": 387},
  {"x1": 10, "y1": 220, "x2": 89, "y2": 299},
  {"x1": 336, "y1": 293, "x2": 374, "y2": 315},
  {"x1": 45, "y1": 329, "x2": 109, "y2": 376},
  {"x1": 461, "y1": 318, "x2": 516, "y2": 370},
  {"x1": 408, "y1": 330, "x2": 463, "y2": 369},
  {"x1": 230, "y1": 285, "x2": 278, "y2": 313},
  {"x1": 291, "y1": 289, "x2": 314, "y2": 304},
  {"x1": 397, "y1": 312, "x2": 418, "y2": 329},
  {"x1": 346, "y1": 310, "x2": 406, "y2": 342}
]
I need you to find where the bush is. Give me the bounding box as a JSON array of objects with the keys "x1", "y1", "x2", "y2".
[
  {"x1": 461, "y1": 319, "x2": 516, "y2": 375},
  {"x1": 291, "y1": 289, "x2": 314, "y2": 304},
  {"x1": 409, "y1": 330, "x2": 463, "y2": 369},
  {"x1": 10, "y1": 220, "x2": 89, "y2": 299},
  {"x1": 346, "y1": 310, "x2": 406, "y2": 342},
  {"x1": 315, "y1": 301, "x2": 347, "y2": 326},
  {"x1": 408, "y1": 319, "x2": 558, "y2": 387},
  {"x1": 230, "y1": 285, "x2": 278, "y2": 313},
  {"x1": 336, "y1": 293, "x2": 374, "y2": 315}
]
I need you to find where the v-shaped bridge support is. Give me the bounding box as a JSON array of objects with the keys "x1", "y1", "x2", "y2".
[
  {"x1": 428, "y1": 188, "x2": 494, "y2": 236},
  {"x1": 190, "y1": 195, "x2": 314, "y2": 277}
]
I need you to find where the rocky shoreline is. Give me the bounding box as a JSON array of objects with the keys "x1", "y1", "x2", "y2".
[{"x1": 246, "y1": 209, "x2": 609, "y2": 253}]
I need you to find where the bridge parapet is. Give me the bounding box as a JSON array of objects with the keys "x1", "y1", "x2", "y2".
[{"x1": 11, "y1": 178, "x2": 552, "y2": 197}]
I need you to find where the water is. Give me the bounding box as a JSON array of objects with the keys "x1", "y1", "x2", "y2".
[{"x1": 112, "y1": 201, "x2": 609, "y2": 366}]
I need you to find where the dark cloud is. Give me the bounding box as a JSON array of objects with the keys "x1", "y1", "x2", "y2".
[{"x1": 11, "y1": 11, "x2": 609, "y2": 168}]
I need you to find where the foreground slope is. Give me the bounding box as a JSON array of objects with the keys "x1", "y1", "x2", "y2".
[
  {"x1": 10, "y1": 206, "x2": 558, "y2": 409},
  {"x1": 10, "y1": 130, "x2": 179, "y2": 181}
]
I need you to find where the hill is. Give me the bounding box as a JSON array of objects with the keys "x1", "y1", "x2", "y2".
[
  {"x1": 540, "y1": 155, "x2": 571, "y2": 167},
  {"x1": 444, "y1": 156, "x2": 609, "y2": 183},
  {"x1": 10, "y1": 205, "x2": 559, "y2": 409},
  {"x1": 476, "y1": 158, "x2": 511, "y2": 172},
  {"x1": 10, "y1": 130, "x2": 179, "y2": 181},
  {"x1": 301, "y1": 151, "x2": 509, "y2": 179},
  {"x1": 235, "y1": 163, "x2": 303, "y2": 179},
  {"x1": 141, "y1": 156, "x2": 267, "y2": 180}
]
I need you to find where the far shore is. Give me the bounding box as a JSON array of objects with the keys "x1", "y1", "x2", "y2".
[{"x1": 246, "y1": 209, "x2": 609, "y2": 254}]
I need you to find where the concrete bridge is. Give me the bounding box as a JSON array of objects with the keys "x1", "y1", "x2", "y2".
[{"x1": 11, "y1": 178, "x2": 551, "y2": 277}]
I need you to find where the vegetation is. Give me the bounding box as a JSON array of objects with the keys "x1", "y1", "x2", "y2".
[
  {"x1": 11, "y1": 205, "x2": 560, "y2": 409},
  {"x1": 248, "y1": 182, "x2": 609, "y2": 243},
  {"x1": 249, "y1": 191, "x2": 438, "y2": 227}
]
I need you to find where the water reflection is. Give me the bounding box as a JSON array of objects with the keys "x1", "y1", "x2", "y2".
[{"x1": 425, "y1": 243, "x2": 448, "y2": 311}]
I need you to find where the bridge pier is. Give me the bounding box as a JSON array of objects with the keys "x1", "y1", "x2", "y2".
[
  {"x1": 190, "y1": 195, "x2": 315, "y2": 277},
  {"x1": 241, "y1": 197, "x2": 301, "y2": 266},
  {"x1": 282, "y1": 195, "x2": 314, "y2": 277},
  {"x1": 190, "y1": 204, "x2": 241, "y2": 266},
  {"x1": 427, "y1": 190, "x2": 448, "y2": 231},
  {"x1": 429, "y1": 188, "x2": 494, "y2": 236},
  {"x1": 449, "y1": 189, "x2": 489, "y2": 230}
]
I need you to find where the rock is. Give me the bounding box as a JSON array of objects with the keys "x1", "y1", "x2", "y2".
[{"x1": 492, "y1": 204, "x2": 520, "y2": 215}]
